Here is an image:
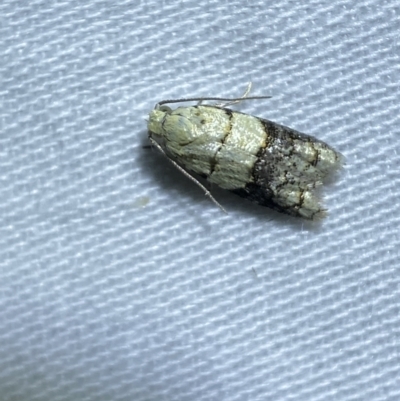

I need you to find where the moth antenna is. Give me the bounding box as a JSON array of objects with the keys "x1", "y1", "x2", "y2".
[
  {"x1": 156, "y1": 83, "x2": 271, "y2": 109},
  {"x1": 215, "y1": 81, "x2": 252, "y2": 108}
]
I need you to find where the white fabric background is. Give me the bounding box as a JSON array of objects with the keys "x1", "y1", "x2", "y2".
[{"x1": 1, "y1": 1, "x2": 399, "y2": 400}]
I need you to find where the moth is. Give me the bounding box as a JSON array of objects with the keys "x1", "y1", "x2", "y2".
[{"x1": 147, "y1": 85, "x2": 343, "y2": 219}]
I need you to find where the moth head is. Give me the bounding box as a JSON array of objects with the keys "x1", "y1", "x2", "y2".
[{"x1": 147, "y1": 105, "x2": 172, "y2": 137}]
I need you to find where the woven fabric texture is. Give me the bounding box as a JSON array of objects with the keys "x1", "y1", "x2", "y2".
[{"x1": 1, "y1": 1, "x2": 399, "y2": 400}]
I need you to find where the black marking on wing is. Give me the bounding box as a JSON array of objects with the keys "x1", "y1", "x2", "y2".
[
  {"x1": 209, "y1": 107, "x2": 233, "y2": 176},
  {"x1": 230, "y1": 118, "x2": 324, "y2": 219}
]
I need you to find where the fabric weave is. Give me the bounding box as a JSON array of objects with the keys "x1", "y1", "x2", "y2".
[{"x1": 1, "y1": 1, "x2": 399, "y2": 400}]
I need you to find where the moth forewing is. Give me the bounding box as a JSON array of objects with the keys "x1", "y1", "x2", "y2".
[{"x1": 147, "y1": 94, "x2": 343, "y2": 220}]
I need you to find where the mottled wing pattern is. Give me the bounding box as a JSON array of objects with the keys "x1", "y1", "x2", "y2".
[
  {"x1": 148, "y1": 103, "x2": 343, "y2": 220},
  {"x1": 232, "y1": 118, "x2": 343, "y2": 219}
]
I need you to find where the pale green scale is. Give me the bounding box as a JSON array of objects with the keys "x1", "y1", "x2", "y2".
[
  {"x1": 225, "y1": 113, "x2": 267, "y2": 153},
  {"x1": 211, "y1": 112, "x2": 267, "y2": 189},
  {"x1": 293, "y1": 140, "x2": 339, "y2": 174},
  {"x1": 148, "y1": 106, "x2": 268, "y2": 190}
]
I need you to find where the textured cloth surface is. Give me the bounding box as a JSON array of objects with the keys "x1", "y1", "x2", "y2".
[{"x1": 1, "y1": 1, "x2": 399, "y2": 401}]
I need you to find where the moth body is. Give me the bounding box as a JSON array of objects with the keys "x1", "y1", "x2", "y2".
[{"x1": 148, "y1": 103, "x2": 343, "y2": 220}]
